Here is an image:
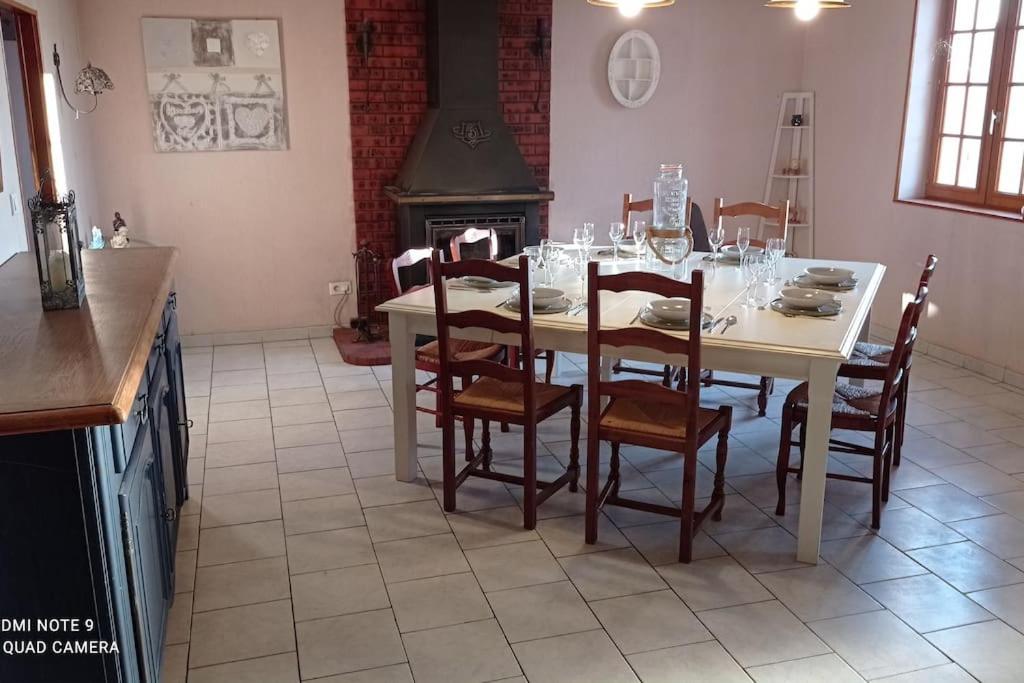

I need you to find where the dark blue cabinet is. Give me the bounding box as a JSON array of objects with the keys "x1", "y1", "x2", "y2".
[
  {"x1": 118, "y1": 427, "x2": 171, "y2": 683},
  {"x1": 0, "y1": 293, "x2": 190, "y2": 683}
]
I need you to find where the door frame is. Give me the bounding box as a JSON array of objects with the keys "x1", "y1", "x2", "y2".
[{"x1": 1, "y1": 0, "x2": 55, "y2": 200}]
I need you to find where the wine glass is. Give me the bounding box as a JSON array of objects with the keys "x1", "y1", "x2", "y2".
[
  {"x1": 741, "y1": 253, "x2": 767, "y2": 308},
  {"x1": 736, "y1": 226, "x2": 751, "y2": 258},
  {"x1": 583, "y1": 222, "x2": 595, "y2": 252},
  {"x1": 765, "y1": 237, "x2": 786, "y2": 283},
  {"x1": 568, "y1": 246, "x2": 587, "y2": 310},
  {"x1": 609, "y1": 222, "x2": 625, "y2": 261},
  {"x1": 631, "y1": 219, "x2": 647, "y2": 262},
  {"x1": 540, "y1": 238, "x2": 559, "y2": 287},
  {"x1": 708, "y1": 224, "x2": 725, "y2": 261}
]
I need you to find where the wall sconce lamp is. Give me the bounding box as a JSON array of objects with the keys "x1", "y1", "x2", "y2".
[
  {"x1": 356, "y1": 20, "x2": 375, "y2": 63},
  {"x1": 52, "y1": 44, "x2": 114, "y2": 118}
]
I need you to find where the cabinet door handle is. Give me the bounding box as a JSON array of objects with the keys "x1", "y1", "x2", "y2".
[
  {"x1": 179, "y1": 419, "x2": 194, "y2": 429},
  {"x1": 135, "y1": 394, "x2": 149, "y2": 424},
  {"x1": 162, "y1": 507, "x2": 177, "y2": 522}
]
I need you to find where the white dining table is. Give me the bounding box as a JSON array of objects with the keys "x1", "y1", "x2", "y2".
[{"x1": 377, "y1": 251, "x2": 885, "y2": 563}]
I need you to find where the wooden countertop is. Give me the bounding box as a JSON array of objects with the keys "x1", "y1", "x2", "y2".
[{"x1": 0, "y1": 247, "x2": 178, "y2": 436}]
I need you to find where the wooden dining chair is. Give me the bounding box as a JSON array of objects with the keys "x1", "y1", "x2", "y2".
[
  {"x1": 390, "y1": 247, "x2": 506, "y2": 428},
  {"x1": 841, "y1": 255, "x2": 938, "y2": 466},
  {"x1": 448, "y1": 226, "x2": 555, "y2": 383},
  {"x1": 613, "y1": 194, "x2": 710, "y2": 385},
  {"x1": 775, "y1": 285, "x2": 927, "y2": 529},
  {"x1": 431, "y1": 252, "x2": 583, "y2": 529},
  {"x1": 450, "y1": 227, "x2": 499, "y2": 262},
  {"x1": 697, "y1": 197, "x2": 792, "y2": 416},
  {"x1": 714, "y1": 198, "x2": 790, "y2": 250},
  {"x1": 585, "y1": 263, "x2": 733, "y2": 563}
]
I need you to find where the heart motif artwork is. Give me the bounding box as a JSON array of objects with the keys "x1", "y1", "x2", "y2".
[
  {"x1": 143, "y1": 17, "x2": 287, "y2": 151},
  {"x1": 234, "y1": 104, "x2": 271, "y2": 137},
  {"x1": 247, "y1": 32, "x2": 270, "y2": 57}
]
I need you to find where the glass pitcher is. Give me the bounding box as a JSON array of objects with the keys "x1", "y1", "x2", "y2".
[{"x1": 653, "y1": 163, "x2": 688, "y2": 230}]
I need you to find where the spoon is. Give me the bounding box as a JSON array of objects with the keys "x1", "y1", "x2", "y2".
[{"x1": 718, "y1": 315, "x2": 738, "y2": 335}]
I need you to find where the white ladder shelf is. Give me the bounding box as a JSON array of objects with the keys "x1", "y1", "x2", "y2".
[{"x1": 762, "y1": 91, "x2": 815, "y2": 257}]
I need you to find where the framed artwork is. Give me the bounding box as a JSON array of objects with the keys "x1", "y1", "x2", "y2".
[{"x1": 141, "y1": 17, "x2": 288, "y2": 152}]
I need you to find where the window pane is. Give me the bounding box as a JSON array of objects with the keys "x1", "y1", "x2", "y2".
[
  {"x1": 955, "y1": 0, "x2": 978, "y2": 30},
  {"x1": 1006, "y1": 85, "x2": 1024, "y2": 138},
  {"x1": 938, "y1": 136, "x2": 961, "y2": 185},
  {"x1": 949, "y1": 33, "x2": 973, "y2": 83},
  {"x1": 958, "y1": 137, "x2": 981, "y2": 187},
  {"x1": 998, "y1": 141, "x2": 1024, "y2": 193},
  {"x1": 964, "y1": 85, "x2": 988, "y2": 136},
  {"x1": 970, "y1": 31, "x2": 995, "y2": 82},
  {"x1": 975, "y1": 0, "x2": 1000, "y2": 29},
  {"x1": 1013, "y1": 30, "x2": 1024, "y2": 81},
  {"x1": 944, "y1": 86, "x2": 968, "y2": 134}
]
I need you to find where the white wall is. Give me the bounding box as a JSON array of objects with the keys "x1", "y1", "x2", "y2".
[
  {"x1": 79, "y1": 0, "x2": 357, "y2": 336},
  {"x1": 803, "y1": 0, "x2": 1024, "y2": 380},
  {"x1": 0, "y1": 29, "x2": 27, "y2": 264},
  {"x1": 549, "y1": 0, "x2": 807, "y2": 241}
]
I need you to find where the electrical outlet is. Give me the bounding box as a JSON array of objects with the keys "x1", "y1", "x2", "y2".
[{"x1": 328, "y1": 281, "x2": 351, "y2": 296}]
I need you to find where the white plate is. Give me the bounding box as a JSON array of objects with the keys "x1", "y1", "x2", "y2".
[
  {"x1": 505, "y1": 298, "x2": 573, "y2": 314},
  {"x1": 639, "y1": 307, "x2": 714, "y2": 330},
  {"x1": 648, "y1": 298, "x2": 692, "y2": 322},
  {"x1": 805, "y1": 266, "x2": 856, "y2": 286},
  {"x1": 459, "y1": 276, "x2": 515, "y2": 289},
  {"x1": 793, "y1": 273, "x2": 857, "y2": 291},
  {"x1": 770, "y1": 298, "x2": 842, "y2": 317},
  {"x1": 779, "y1": 288, "x2": 836, "y2": 310}
]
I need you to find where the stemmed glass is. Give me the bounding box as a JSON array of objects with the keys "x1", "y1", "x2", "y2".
[
  {"x1": 569, "y1": 246, "x2": 587, "y2": 310},
  {"x1": 736, "y1": 227, "x2": 751, "y2": 258},
  {"x1": 765, "y1": 237, "x2": 786, "y2": 283},
  {"x1": 609, "y1": 222, "x2": 625, "y2": 261},
  {"x1": 631, "y1": 219, "x2": 647, "y2": 263},
  {"x1": 708, "y1": 224, "x2": 725, "y2": 261},
  {"x1": 741, "y1": 253, "x2": 769, "y2": 308},
  {"x1": 539, "y1": 238, "x2": 559, "y2": 287},
  {"x1": 573, "y1": 224, "x2": 594, "y2": 253}
]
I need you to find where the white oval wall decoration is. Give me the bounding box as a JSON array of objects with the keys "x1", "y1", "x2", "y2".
[{"x1": 607, "y1": 30, "x2": 661, "y2": 109}]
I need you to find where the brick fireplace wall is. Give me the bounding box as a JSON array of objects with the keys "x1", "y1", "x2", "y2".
[{"x1": 345, "y1": 0, "x2": 552, "y2": 261}]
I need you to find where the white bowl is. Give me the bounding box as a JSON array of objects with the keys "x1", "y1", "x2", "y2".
[
  {"x1": 532, "y1": 287, "x2": 565, "y2": 308},
  {"x1": 649, "y1": 298, "x2": 692, "y2": 322},
  {"x1": 780, "y1": 288, "x2": 836, "y2": 309},
  {"x1": 805, "y1": 266, "x2": 855, "y2": 285}
]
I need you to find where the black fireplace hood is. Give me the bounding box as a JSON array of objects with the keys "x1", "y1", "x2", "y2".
[{"x1": 392, "y1": 0, "x2": 543, "y2": 198}]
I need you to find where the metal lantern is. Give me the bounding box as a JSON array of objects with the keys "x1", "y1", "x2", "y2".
[{"x1": 28, "y1": 189, "x2": 86, "y2": 310}]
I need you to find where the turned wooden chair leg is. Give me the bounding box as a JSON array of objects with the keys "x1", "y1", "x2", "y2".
[
  {"x1": 609, "y1": 443, "x2": 621, "y2": 498},
  {"x1": 523, "y1": 425, "x2": 538, "y2": 530},
  {"x1": 797, "y1": 421, "x2": 807, "y2": 480},
  {"x1": 481, "y1": 419, "x2": 493, "y2": 471},
  {"x1": 871, "y1": 431, "x2": 884, "y2": 529},
  {"x1": 757, "y1": 376, "x2": 772, "y2": 416},
  {"x1": 713, "y1": 412, "x2": 731, "y2": 521},
  {"x1": 568, "y1": 398, "x2": 582, "y2": 492},
  {"x1": 894, "y1": 378, "x2": 909, "y2": 467},
  {"x1": 463, "y1": 415, "x2": 475, "y2": 462},
  {"x1": 442, "y1": 416, "x2": 457, "y2": 513},
  {"x1": 678, "y1": 453, "x2": 697, "y2": 563},
  {"x1": 776, "y1": 404, "x2": 794, "y2": 516},
  {"x1": 544, "y1": 350, "x2": 555, "y2": 383},
  {"x1": 661, "y1": 365, "x2": 673, "y2": 387},
  {"x1": 584, "y1": 430, "x2": 601, "y2": 545},
  {"x1": 882, "y1": 424, "x2": 894, "y2": 501}
]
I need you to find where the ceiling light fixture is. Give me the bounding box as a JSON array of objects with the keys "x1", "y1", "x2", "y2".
[
  {"x1": 764, "y1": 0, "x2": 852, "y2": 21},
  {"x1": 587, "y1": 0, "x2": 675, "y2": 19}
]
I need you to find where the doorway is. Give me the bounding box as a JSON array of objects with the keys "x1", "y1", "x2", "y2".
[{"x1": 0, "y1": 2, "x2": 53, "y2": 266}]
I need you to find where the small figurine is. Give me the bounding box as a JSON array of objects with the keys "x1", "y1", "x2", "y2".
[
  {"x1": 110, "y1": 211, "x2": 129, "y2": 248},
  {"x1": 791, "y1": 114, "x2": 804, "y2": 127},
  {"x1": 89, "y1": 225, "x2": 105, "y2": 249}
]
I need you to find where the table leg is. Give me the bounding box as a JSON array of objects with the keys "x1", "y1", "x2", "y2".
[
  {"x1": 796, "y1": 359, "x2": 840, "y2": 563},
  {"x1": 389, "y1": 314, "x2": 418, "y2": 482}
]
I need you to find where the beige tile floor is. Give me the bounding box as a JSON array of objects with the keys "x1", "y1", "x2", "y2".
[{"x1": 163, "y1": 338, "x2": 1024, "y2": 682}]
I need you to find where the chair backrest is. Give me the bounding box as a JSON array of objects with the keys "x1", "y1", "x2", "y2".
[
  {"x1": 621, "y1": 193, "x2": 654, "y2": 227},
  {"x1": 686, "y1": 199, "x2": 712, "y2": 252},
  {"x1": 586, "y1": 262, "x2": 705, "y2": 451},
  {"x1": 919, "y1": 254, "x2": 939, "y2": 287},
  {"x1": 714, "y1": 198, "x2": 789, "y2": 248},
  {"x1": 450, "y1": 227, "x2": 498, "y2": 262},
  {"x1": 877, "y1": 284, "x2": 929, "y2": 421},
  {"x1": 390, "y1": 247, "x2": 434, "y2": 296},
  {"x1": 623, "y1": 193, "x2": 712, "y2": 252},
  {"x1": 431, "y1": 252, "x2": 536, "y2": 409}
]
